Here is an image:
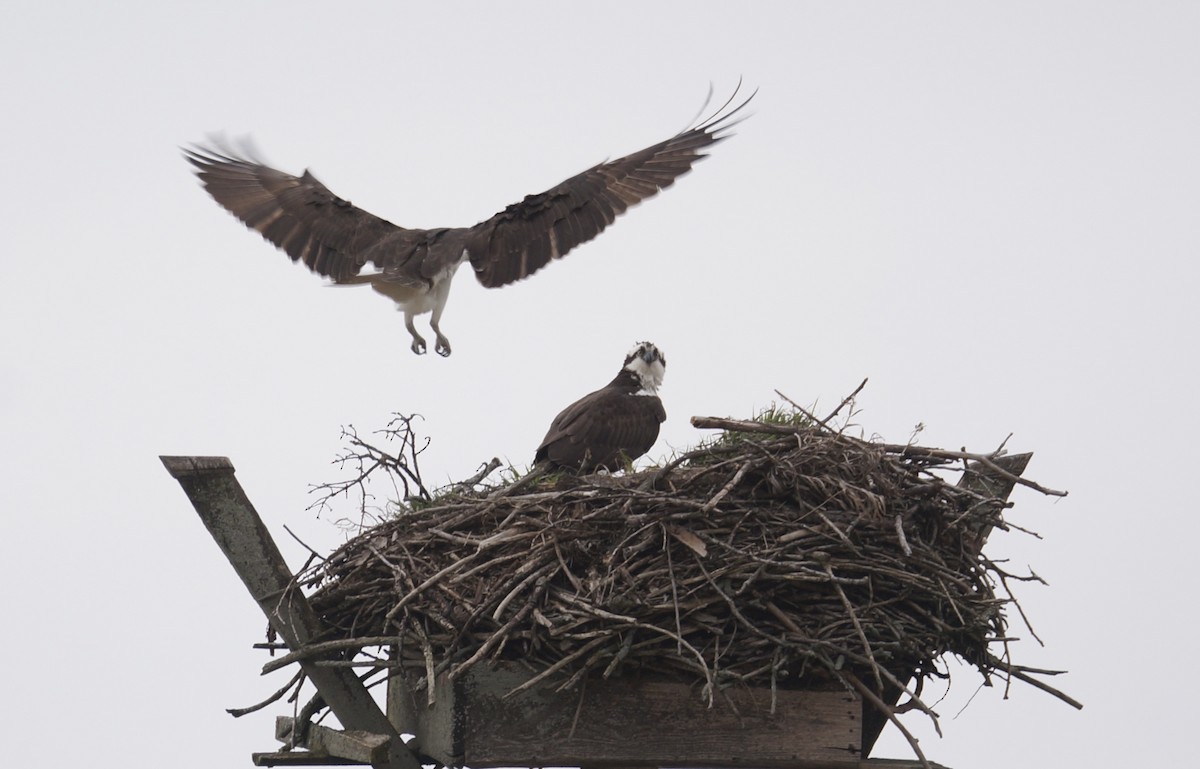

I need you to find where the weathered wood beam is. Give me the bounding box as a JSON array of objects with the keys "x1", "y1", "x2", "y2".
[
  {"x1": 252, "y1": 753, "x2": 362, "y2": 767},
  {"x1": 275, "y1": 718, "x2": 390, "y2": 765},
  {"x1": 391, "y1": 663, "x2": 861, "y2": 768},
  {"x1": 961, "y1": 452, "x2": 1032, "y2": 503},
  {"x1": 579, "y1": 761, "x2": 950, "y2": 769},
  {"x1": 160, "y1": 456, "x2": 419, "y2": 769}
]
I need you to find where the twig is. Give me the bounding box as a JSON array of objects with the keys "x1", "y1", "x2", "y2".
[
  {"x1": 282, "y1": 525, "x2": 326, "y2": 563},
  {"x1": 453, "y1": 457, "x2": 503, "y2": 491},
  {"x1": 894, "y1": 514, "x2": 913, "y2": 556},
  {"x1": 701, "y1": 459, "x2": 754, "y2": 512},
  {"x1": 567, "y1": 676, "x2": 588, "y2": 739},
  {"x1": 262, "y1": 636, "x2": 400, "y2": 675},
  {"x1": 986, "y1": 654, "x2": 1084, "y2": 710},
  {"x1": 825, "y1": 563, "x2": 884, "y2": 694},
  {"x1": 815, "y1": 377, "x2": 868, "y2": 427},
  {"x1": 226, "y1": 670, "x2": 304, "y2": 718}
]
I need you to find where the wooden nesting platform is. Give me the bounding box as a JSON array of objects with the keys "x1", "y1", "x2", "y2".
[{"x1": 165, "y1": 443, "x2": 1041, "y2": 769}]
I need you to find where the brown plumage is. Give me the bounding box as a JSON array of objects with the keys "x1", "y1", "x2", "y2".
[
  {"x1": 184, "y1": 87, "x2": 752, "y2": 356},
  {"x1": 535, "y1": 342, "x2": 667, "y2": 473}
]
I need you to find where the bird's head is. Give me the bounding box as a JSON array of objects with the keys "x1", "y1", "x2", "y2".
[{"x1": 624, "y1": 341, "x2": 666, "y2": 394}]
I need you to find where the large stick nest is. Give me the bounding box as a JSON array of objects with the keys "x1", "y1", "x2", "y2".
[{"x1": 297, "y1": 409, "x2": 1072, "y2": 716}]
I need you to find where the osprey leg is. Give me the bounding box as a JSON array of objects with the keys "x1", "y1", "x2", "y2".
[
  {"x1": 404, "y1": 310, "x2": 427, "y2": 355},
  {"x1": 430, "y1": 301, "x2": 451, "y2": 357}
]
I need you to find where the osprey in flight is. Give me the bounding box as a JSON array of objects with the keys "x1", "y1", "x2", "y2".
[
  {"x1": 535, "y1": 341, "x2": 667, "y2": 472},
  {"x1": 184, "y1": 89, "x2": 751, "y2": 356}
]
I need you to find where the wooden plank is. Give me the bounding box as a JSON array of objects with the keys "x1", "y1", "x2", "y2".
[
  {"x1": 252, "y1": 752, "x2": 363, "y2": 767},
  {"x1": 392, "y1": 663, "x2": 860, "y2": 768},
  {"x1": 581, "y1": 761, "x2": 949, "y2": 769},
  {"x1": 275, "y1": 718, "x2": 390, "y2": 765},
  {"x1": 466, "y1": 672, "x2": 858, "y2": 767},
  {"x1": 160, "y1": 456, "x2": 419, "y2": 769}
]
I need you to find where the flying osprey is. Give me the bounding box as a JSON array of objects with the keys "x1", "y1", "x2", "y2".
[
  {"x1": 184, "y1": 89, "x2": 752, "y2": 356},
  {"x1": 535, "y1": 341, "x2": 667, "y2": 473}
]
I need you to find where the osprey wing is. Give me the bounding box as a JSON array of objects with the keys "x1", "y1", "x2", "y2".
[
  {"x1": 536, "y1": 389, "x2": 666, "y2": 472},
  {"x1": 185, "y1": 143, "x2": 425, "y2": 282},
  {"x1": 467, "y1": 88, "x2": 753, "y2": 289}
]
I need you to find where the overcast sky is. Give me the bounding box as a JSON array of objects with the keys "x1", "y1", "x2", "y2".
[{"x1": 2, "y1": 2, "x2": 1197, "y2": 767}]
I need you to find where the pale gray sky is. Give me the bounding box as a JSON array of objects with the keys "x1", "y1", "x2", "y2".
[{"x1": 2, "y1": 2, "x2": 1197, "y2": 767}]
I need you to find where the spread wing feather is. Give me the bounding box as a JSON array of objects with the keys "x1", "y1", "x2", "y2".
[
  {"x1": 185, "y1": 87, "x2": 751, "y2": 293},
  {"x1": 183, "y1": 144, "x2": 430, "y2": 283},
  {"x1": 467, "y1": 89, "x2": 754, "y2": 288}
]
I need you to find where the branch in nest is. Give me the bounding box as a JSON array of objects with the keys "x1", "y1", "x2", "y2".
[
  {"x1": 691, "y1": 415, "x2": 1067, "y2": 498},
  {"x1": 453, "y1": 457, "x2": 503, "y2": 491},
  {"x1": 986, "y1": 654, "x2": 1084, "y2": 710},
  {"x1": 307, "y1": 414, "x2": 504, "y2": 528},
  {"x1": 307, "y1": 414, "x2": 433, "y2": 522},
  {"x1": 226, "y1": 670, "x2": 304, "y2": 718}
]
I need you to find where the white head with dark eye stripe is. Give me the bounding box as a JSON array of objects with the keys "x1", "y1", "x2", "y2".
[{"x1": 624, "y1": 341, "x2": 666, "y2": 395}]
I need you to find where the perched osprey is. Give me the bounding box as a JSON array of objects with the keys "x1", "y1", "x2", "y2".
[
  {"x1": 535, "y1": 342, "x2": 667, "y2": 472},
  {"x1": 184, "y1": 89, "x2": 752, "y2": 356}
]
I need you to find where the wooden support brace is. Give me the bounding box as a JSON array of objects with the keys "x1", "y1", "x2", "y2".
[
  {"x1": 252, "y1": 753, "x2": 364, "y2": 767},
  {"x1": 160, "y1": 456, "x2": 420, "y2": 769},
  {"x1": 275, "y1": 717, "x2": 390, "y2": 765},
  {"x1": 578, "y1": 761, "x2": 950, "y2": 769}
]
